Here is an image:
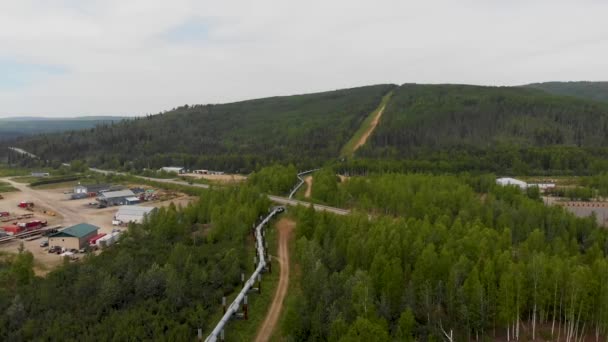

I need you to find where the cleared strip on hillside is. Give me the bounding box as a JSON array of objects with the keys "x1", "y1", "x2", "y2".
[{"x1": 340, "y1": 90, "x2": 393, "y2": 157}]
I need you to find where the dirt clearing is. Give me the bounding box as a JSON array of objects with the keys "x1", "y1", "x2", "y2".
[
  {"x1": 304, "y1": 176, "x2": 313, "y2": 198},
  {"x1": 352, "y1": 104, "x2": 385, "y2": 152},
  {"x1": 255, "y1": 218, "x2": 294, "y2": 342},
  {"x1": 182, "y1": 173, "x2": 247, "y2": 183}
]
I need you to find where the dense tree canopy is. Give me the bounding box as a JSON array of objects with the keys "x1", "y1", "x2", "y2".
[
  {"x1": 283, "y1": 174, "x2": 608, "y2": 341},
  {"x1": 526, "y1": 81, "x2": 608, "y2": 103}
]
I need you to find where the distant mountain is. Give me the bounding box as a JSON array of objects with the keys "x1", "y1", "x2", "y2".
[
  {"x1": 9, "y1": 85, "x2": 395, "y2": 171},
  {"x1": 524, "y1": 81, "x2": 608, "y2": 103},
  {"x1": 0, "y1": 116, "x2": 127, "y2": 140}
]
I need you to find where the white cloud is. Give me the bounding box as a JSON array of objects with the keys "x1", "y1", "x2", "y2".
[{"x1": 0, "y1": 0, "x2": 607, "y2": 117}]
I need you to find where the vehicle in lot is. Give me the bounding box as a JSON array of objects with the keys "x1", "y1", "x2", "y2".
[
  {"x1": 18, "y1": 201, "x2": 34, "y2": 209},
  {"x1": 39, "y1": 240, "x2": 49, "y2": 247},
  {"x1": 0, "y1": 212, "x2": 9, "y2": 217},
  {"x1": 42, "y1": 229, "x2": 59, "y2": 236},
  {"x1": 48, "y1": 246, "x2": 61, "y2": 254}
]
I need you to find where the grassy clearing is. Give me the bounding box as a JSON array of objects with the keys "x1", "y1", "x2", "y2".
[
  {"x1": 340, "y1": 90, "x2": 393, "y2": 157},
  {"x1": 11, "y1": 176, "x2": 41, "y2": 184},
  {"x1": 31, "y1": 181, "x2": 81, "y2": 190},
  {"x1": 519, "y1": 175, "x2": 581, "y2": 186},
  {"x1": 0, "y1": 181, "x2": 18, "y2": 193},
  {"x1": 0, "y1": 167, "x2": 30, "y2": 177},
  {"x1": 202, "y1": 216, "x2": 281, "y2": 341}
]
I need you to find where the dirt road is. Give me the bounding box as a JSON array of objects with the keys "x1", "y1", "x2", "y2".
[
  {"x1": 1, "y1": 177, "x2": 85, "y2": 227},
  {"x1": 352, "y1": 104, "x2": 385, "y2": 152},
  {"x1": 304, "y1": 176, "x2": 313, "y2": 198},
  {"x1": 255, "y1": 218, "x2": 295, "y2": 342}
]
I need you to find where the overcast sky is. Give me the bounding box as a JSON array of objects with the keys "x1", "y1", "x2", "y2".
[{"x1": 1, "y1": 0, "x2": 607, "y2": 117}]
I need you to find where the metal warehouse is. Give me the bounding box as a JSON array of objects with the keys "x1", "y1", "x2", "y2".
[
  {"x1": 98, "y1": 190, "x2": 138, "y2": 206},
  {"x1": 114, "y1": 206, "x2": 156, "y2": 224},
  {"x1": 48, "y1": 223, "x2": 99, "y2": 250},
  {"x1": 74, "y1": 183, "x2": 110, "y2": 195}
]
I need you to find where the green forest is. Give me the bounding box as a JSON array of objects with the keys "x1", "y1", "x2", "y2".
[
  {"x1": 525, "y1": 82, "x2": 608, "y2": 103},
  {"x1": 282, "y1": 173, "x2": 608, "y2": 341}
]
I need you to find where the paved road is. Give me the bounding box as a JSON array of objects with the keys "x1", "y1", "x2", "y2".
[{"x1": 89, "y1": 168, "x2": 350, "y2": 215}]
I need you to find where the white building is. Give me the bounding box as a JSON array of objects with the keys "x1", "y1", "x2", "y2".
[
  {"x1": 159, "y1": 166, "x2": 185, "y2": 174},
  {"x1": 496, "y1": 177, "x2": 528, "y2": 189},
  {"x1": 114, "y1": 206, "x2": 156, "y2": 225}
]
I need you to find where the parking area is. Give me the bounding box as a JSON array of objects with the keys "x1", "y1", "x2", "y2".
[{"x1": 0, "y1": 178, "x2": 195, "y2": 275}]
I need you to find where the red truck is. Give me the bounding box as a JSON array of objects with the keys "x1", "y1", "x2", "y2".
[
  {"x1": 17, "y1": 220, "x2": 47, "y2": 231},
  {"x1": 18, "y1": 201, "x2": 34, "y2": 209}
]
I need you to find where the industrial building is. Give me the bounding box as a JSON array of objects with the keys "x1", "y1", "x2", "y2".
[
  {"x1": 496, "y1": 177, "x2": 528, "y2": 189},
  {"x1": 98, "y1": 190, "x2": 139, "y2": 206},
  {"x1": 74, "y1": 183, "x2": 110, "y2": 195},
  {"x1": 48, "y1": 223, "x2": 99, "y2": 250},
  {"x1": 159, "y1": 166, "x2": 186, "y2": 174},
  {"x1": 114, "y1": 206, "x2": 156, "y2": 224}
]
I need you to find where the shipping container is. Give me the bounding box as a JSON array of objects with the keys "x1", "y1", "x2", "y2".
[
  {"x1": 95, "y1": 231, "x2": 121, "y2": 248},
  {"x1": 2, "y1": 225, "x2": 22, "y2": 235}
]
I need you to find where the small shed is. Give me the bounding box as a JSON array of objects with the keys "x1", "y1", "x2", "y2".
[
  {"x1": 48, "y1": 223, "x2": 99, "y2": 250},
  {"x1": 98, "y1": 190, "x2": 137, "y2": 206},
  {"x1": 31, "y1": 172, "x2": 50, "y2": 177},
  {"x1": 496, "y1": 177, "x2": 528, "y2": 189},
  {"x1": 114, "y1": 206, "x2": 156, "y2": 224}
]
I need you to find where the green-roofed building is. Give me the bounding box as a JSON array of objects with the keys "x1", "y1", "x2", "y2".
[{"x1": 49, "y1": 223, "x2": 99, "y2": 250}]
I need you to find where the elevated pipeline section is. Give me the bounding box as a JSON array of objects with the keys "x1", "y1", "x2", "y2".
[
  {"x1": 288, "y1": 169, "x2": 319, "y2": 199},
  {"x1": 205, "y1": 207, "x2": 283, "y2": 342}
]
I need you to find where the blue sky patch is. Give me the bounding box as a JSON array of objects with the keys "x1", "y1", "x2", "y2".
[
  {"x1": 0, "y1": 58, "x2": 68, "y2": 90},
  {"x1": 164, "y1": 18, "x2": 211, "y2": 44}
]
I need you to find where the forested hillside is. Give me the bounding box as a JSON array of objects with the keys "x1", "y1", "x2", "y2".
[
  {"x1": 526, "y1": 81, "x2": 608, "y2": 103},
  {"x1": 282, "y1": 173, "x2": 608, "y2": 341},
  {"x1": 9, "y1": 85, "x2": 394, "y2": 172},
  {"x1": 8, "y1": 83, "x2": 608, "y2": 174},
  {"x1": 0, "y1": 117, "x2": 125, "y2": 141},
  {"x1": 358, "y1": 84, "x2": 608, "y2": 174}
]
